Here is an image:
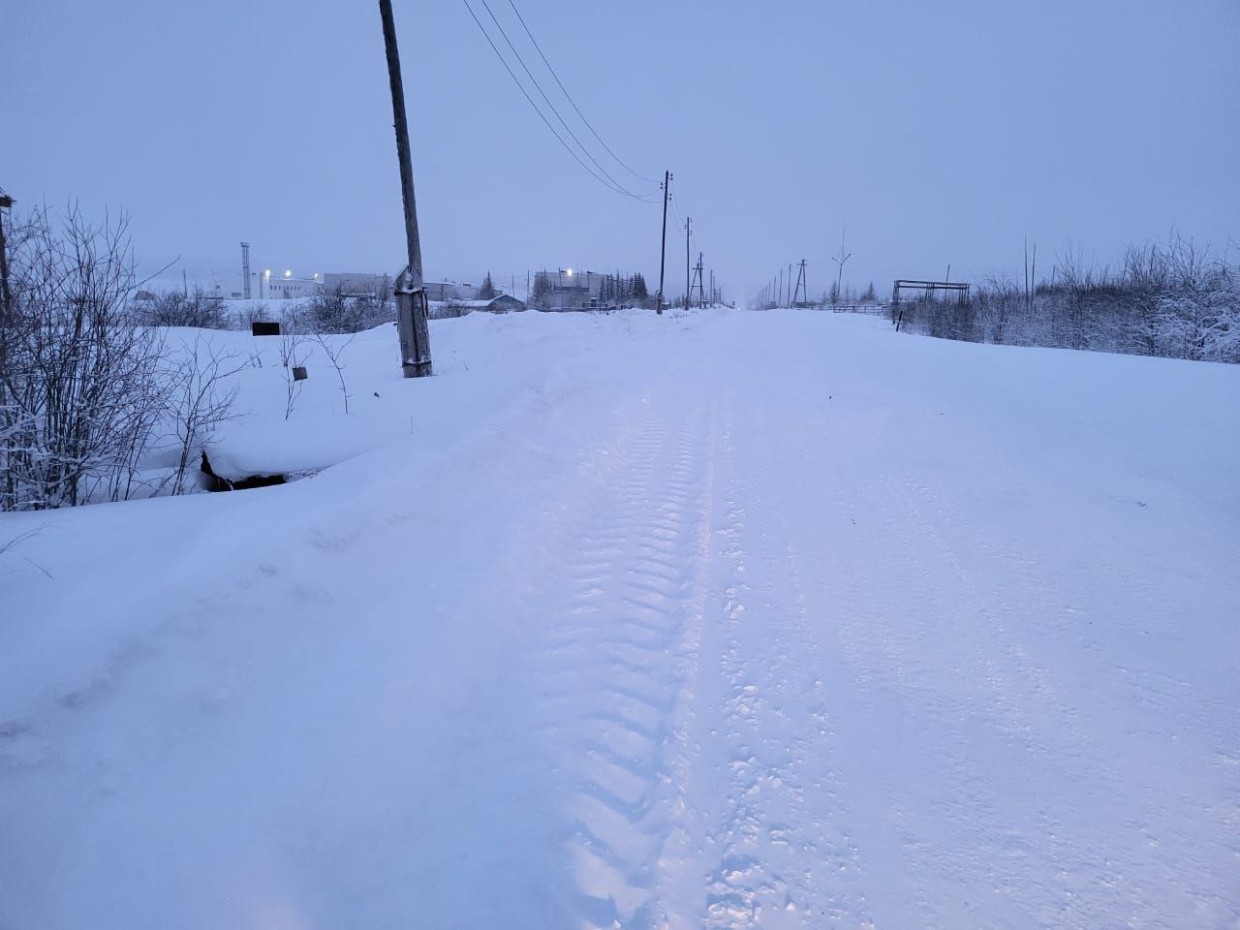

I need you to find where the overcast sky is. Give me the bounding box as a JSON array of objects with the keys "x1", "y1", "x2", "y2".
[{"x1": 4, "y1": 0, "x2": 1237, "y2": 301}]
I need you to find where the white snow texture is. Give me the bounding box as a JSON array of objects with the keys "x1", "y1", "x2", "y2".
[{"x1": 2, "y1": 308, "x2": 1238, "y2": 928}]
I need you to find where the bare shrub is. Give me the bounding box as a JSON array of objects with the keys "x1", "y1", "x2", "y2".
[
  {"x1": 306, "y1": 286, "x2": 394, "y2": 333},
  {"x1": 146, "y1": 287, "x2": 228, "y2": 329},
  {"x1": 280, "y1": 310, "x2": 305, "y2": 420},
  {"x1": 1, "y1": 206, "x2": 168, "y2": 510},
  {"x1": 165, "y1": 337, "x2": 243, "y2": 495}
]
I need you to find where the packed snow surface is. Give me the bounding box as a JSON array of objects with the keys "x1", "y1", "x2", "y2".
[{"x1": 2, "y1": 308, "x2": 1238, "y2": 928}]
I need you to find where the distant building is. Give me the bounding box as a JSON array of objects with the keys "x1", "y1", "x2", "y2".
[
  {"x1": 323, "y1": 272, "x2": 392, "y2": 298},
  {"x1": 424, "y1": 281, "x2": 484, "y2": 302},
  {"x1": 264, "y1": 274, "x2": 320, "y2": 300}
]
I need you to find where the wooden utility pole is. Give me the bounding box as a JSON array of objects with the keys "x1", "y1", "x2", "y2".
[
  {"x1": 792, "y1": 259, "x2": 807, "y2": 305},
  {"x1": 692, "y1": 252, "x2": 704, "y2": 308},
  {"x1": 0, "y1": 188, "x2": 12, "y2": 496},
  {"x1": 0, "y1": 189, "x2": 13, "y2": 328},
  {"x1": 379, "y1": 0, "x2": 432, "y2": 378},
  {"x1": 657, "y1": 170, "x2": 671, "y2": 315}
]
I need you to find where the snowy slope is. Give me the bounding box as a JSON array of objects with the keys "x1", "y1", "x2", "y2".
[{"x1": 2, "y1": 309, "x2": 1238, "y2": 929}]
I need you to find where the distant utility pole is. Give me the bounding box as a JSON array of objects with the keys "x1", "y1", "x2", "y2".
[
  {"x1": 778, "y1": 267, "x2": 784, "y2": 306},
  {"x1": 792, "y1": 259, "x2": 807, "y2": 305},
  {"x1": 657, "y1": 170, "x2": 672, "y2": 315},
  {"x1": 690, "y1": 252, "x2": 705, "y2": 308},
  {"x1": 685, "y1": 217, "x2": 692, "y2": 310},
  {"x1": 378, "y1": 0, "x2": 432, "y2": 378},
  {"x1": 240, "y1": 241, "x2": 252, "y2": 299},
  {"x1": 832, "y1": 225, "x2": 852, "y2": 307}
]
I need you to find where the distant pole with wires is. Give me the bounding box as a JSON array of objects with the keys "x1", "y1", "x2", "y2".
[
  {"x1": 657, "y1": 170, "x2": 671, "y2": 315},
  {"x1": 685, "y1": 217, "x2": 692, "y2": 310},
  {"x1": 378, "y1": 0, "x2": 432, "y2": 378}
]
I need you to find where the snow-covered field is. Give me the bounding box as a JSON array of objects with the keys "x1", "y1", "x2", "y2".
[{"x1": 2, "y1": 308, "x2": 1238, "y2": 928}]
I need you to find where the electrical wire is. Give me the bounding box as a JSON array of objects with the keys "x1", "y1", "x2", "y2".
[
  {"x1": 459, "y1": 0, "x2": 640, "y2": 199},
  {"x1": 476, "y1": 0, "x2": 646, "y2": 199},
  {"x1": 504, "y1": 0, "x2": 657, "y2": 186},
  {"x1": 460, "y1": 0, "x2": 658, "y2": 202}
]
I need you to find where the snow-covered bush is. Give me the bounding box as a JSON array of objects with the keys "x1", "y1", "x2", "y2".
[
  {"x1": 145, "y1": 288, "x2": 228, "y2": 329},
  {"x1": 898, "y1": 235, "x2": 1239, "y2": 364},
  {"x1": 1, "y1": 207, "x2": 168, "y2": 509},
  {"x1": 0, "y1": 207, "x2": 241, "y2": 510},
  {"x1": 303, "y1": 287, "x2": 394, "y2": 334}
]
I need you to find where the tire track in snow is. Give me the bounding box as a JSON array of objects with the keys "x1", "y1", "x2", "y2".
[{"x1": 504, "y1": 393, "x2": 715, "y2": 928}]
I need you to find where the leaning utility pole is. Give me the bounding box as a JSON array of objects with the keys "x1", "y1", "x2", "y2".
[
  {"x1": 792, "y1": 258, "x2": 807, "y2": 305},
  {"x1": 379, "y1": 0, "x2": 432, "y2": 378},
  {"x1": 657, "y1": 170, "x2": 671, "y2": 315}
]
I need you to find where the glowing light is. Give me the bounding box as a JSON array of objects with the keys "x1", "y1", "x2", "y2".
[
  {"x1": 565, "y1": 268, "x2": 573, "y2": 277},
  {"x1": 284, "y1": 270, "x2": 292, "y2": 278}
]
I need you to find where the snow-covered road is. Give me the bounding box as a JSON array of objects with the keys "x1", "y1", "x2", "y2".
[{"x1": 3, "y1": 309, "x2": 1238, "y2": 928}]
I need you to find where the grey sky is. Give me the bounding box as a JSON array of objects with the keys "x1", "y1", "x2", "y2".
[{"x1": 4, "y1": 0, "x2": 1237, "y2": 301}]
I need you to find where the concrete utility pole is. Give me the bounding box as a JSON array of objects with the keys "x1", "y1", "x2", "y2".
[
  {"x1": 792, "y1": 259, "x2": 807, "y2": 305},
  {"x1": 379, "y1": 0, "x2": 432, "y2": 378},
  {"x1": 657, "y1": 170, "x2": 671, "y2": 315},
  {"x1": 684, "y1": 217, "x2": 692, "y2": 310}
]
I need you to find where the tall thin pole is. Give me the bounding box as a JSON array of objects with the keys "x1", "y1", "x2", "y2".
[
  {"x1": 379, "y1": 0, "x2": 432, "y2": 377},
  {"x1": 0, "y1": 191, "x2": 12, "y2": 327},
  {"x1": 685, "y1": 217, "x2": 692, "y2": 310},
  {"x1": 657, "y1": 170, "x2": 671, "y2": 315},
  {"x1": 833, "y1": 226, "x2": 852, "y2": 308},
  {"x1": 241, "y1": 241, "x2": 251, "y2": 300}
]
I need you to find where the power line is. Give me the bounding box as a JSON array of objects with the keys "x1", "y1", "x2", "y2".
[
  {"x1": 461, "y1": 0, "x2": 657, "y2": 201},
  {"x1": 504, "y1": 0, "x2": 657, "y2": 185},
  {"x1": 476, "y1": 0, "x2": 656, "y2": 200}
]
